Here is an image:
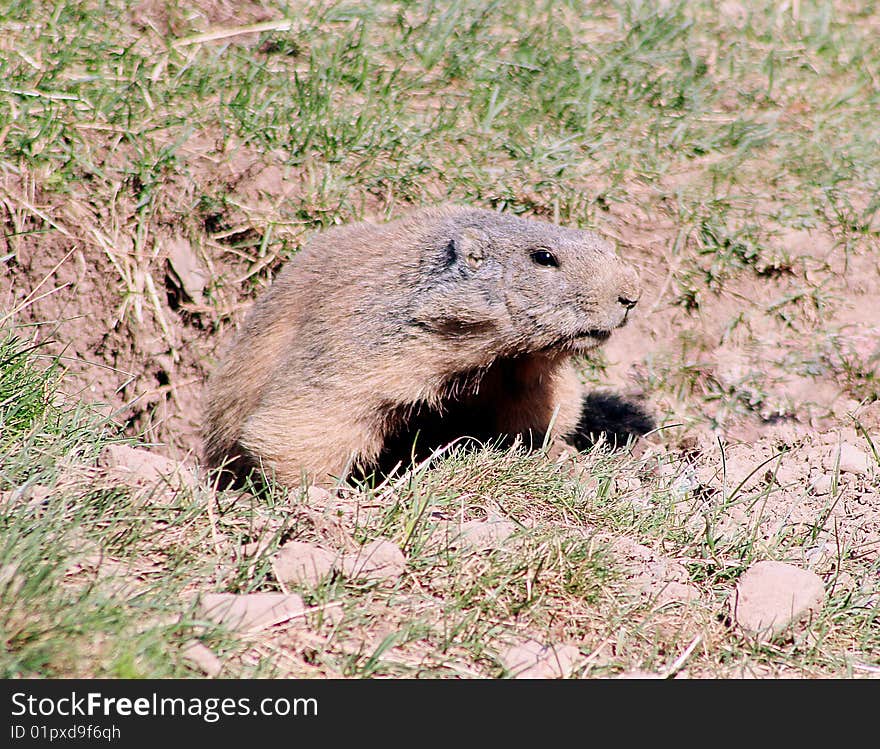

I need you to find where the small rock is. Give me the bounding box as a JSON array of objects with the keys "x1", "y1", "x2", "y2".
[
  {"x1": 767, "y1": 460, "x2": 802, "y2": 487},
  {"x1": 840, "y1": 444, "x2": 870, "y2": 474},
  {"x1": 499, "y1": 639, "x2": 579, "y2": 679},
  {"x1": 100, "y1": 444, "x2": 196, "y2": 492},
  {"x1": 341, "y1": 539, "x2": 406, "y2": 583},
  {"x1": 854, "y1": 402, "x2": 880, "y2": 432},
  {"x1": 166, "y1": 235, "x2": 208, "y2": 304},
  {"x1": 810, "y1": 474, "x2": 833, "y2": 495},
  {"x1": 712, "y1": 453, "x2": 761, "y2": 491},
  {"x1": 306, "y1": 485, "x2": 333, "y2": 505},
  {"x1": 732, "y1": 561, "x2": 825, "y2": 639},
  {"x1": 199, "y1": 592, "x2": 305, "y2": 633},
  {"x1": 655, "y1": 581, "x2": 701, "y2": 605},
  {"x1": 301, "y1": 485, "x2": 360, "y2": 522},
  {"x1": 272, "y1": 541, "x2": 338, "y2": 587},
  {"x1": 823, "y1": 443, "x2": 869, "y2": 475},
  {"x1": 241, "y1": 164, "x2": 289, "y2": 202},
  {"x1": 455, "y1": 517, "x2": 516, "y2": 552},
  {"x1": 613, "y1": 538, "x2": 655, "y2": 563},
  {"x1": 181, "y1": 641, "x2": 222, "y2": 677}
]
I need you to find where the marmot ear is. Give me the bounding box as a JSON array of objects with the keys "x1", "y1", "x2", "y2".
[{"x1": 455, "y1": 227, "x2": 490, "y2": 270}]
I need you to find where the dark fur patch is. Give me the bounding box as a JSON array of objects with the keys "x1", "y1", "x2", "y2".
[
  {"x1": 204, "y1": 444, "x2": 266, "y2": 492},
  {"x1": 567, "y1": 392, "x2": 655, "y2": 450},
  {"x1": 442, "y1": 239, "x2": 457, "y2": 268}
]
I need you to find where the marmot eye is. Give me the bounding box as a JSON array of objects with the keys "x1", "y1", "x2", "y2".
[{"x1": 530, "y1": 250, "x2": 559, "y2": 268}]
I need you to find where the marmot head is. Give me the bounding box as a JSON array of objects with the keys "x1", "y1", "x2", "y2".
[{"x1": 413, "y1": 209, "x2": 641, "y2": 355}]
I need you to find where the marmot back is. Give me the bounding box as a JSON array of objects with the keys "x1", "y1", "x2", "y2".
[{"x1": 203, "y1": 205, "x2": 646, "y2": 487}]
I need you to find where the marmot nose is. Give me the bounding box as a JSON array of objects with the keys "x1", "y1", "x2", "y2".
[{"x1": 616, "y1": 265, "x2": 641, "y2": 311}]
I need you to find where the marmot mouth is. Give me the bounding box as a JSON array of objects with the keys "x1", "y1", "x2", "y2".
[
  {"x1": 577, "y1": 329, "x2": 612, "y2": 342},
  {"x1": 544, "y1": 328, "x2": 613, "y2": 353},
  {"x1": 566, "y1": 328, "x2": 613, "y2": 346}
]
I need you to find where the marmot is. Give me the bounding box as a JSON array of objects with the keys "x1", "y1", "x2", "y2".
[{"x1": 203, "y1": 205, "x2": 649, "y2": 487}]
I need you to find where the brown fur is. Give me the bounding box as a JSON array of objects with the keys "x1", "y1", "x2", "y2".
[{"x1": 203, "y1": 205, "x2": 641, "y2": 486}]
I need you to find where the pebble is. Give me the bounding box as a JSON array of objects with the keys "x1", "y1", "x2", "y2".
[
  {"x1": 655, "y1": 581, "x2": 701, "y2": 605},
  {"x1": 810, "y1": 474, "x2": 833, "y2": 495},
  {"x1": 306, "y1": 485, "x2": 333, "y2": 504},
  {"x1": 272, "y1": 541, "x2": 338, "y2": 587},
  {"x1": 181, "y1": 641, "x2": 222, "y2": 677},
  {"x1": 166, "y1": 235, "x2": 208, "y2": 304},
  {"x1": 732, "y1": 561, "x2": 825, "y2": 639},
  {"x1": 341, "y1": 539, "x2": 406, "y2": 583},
  {"x1": 823, "y1": 443, "x2": 869, "y2": 475},
  {"x1": 498, "y1": 639, "x2": 580, "y2": 679},
  {"x1": 455, "y1": 517, "x2": 517, "y2": 552},
  {"x1": 199, "y1": 592, "x2": 305, "y2": 633},
  {"x1": 100, "y1": 444, "x2": 197, "y2": 492}
]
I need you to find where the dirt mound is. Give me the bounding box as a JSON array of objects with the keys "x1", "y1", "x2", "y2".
[{"x1": 0, "y1": 134, "x2": 305, "y2": 457}]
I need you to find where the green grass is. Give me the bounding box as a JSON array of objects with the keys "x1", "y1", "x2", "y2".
[
  {"x1": 1, "y1": 1, "x2": 878, "y2": 678},
  {"x1": 3, "y1": 2, "x2": 877, "y2": 236},
  {"x1": 1, "y1": 333, "x2": 878, "y2": 677}
]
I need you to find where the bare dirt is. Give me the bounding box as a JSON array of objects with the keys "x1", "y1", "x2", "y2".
[{"x1": 0, "y1": 134, "x2": 304, "y2": 456}]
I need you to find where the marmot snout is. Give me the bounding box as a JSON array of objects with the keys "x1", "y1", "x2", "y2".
[{"x1": 203, "y1": 205, "x2": 648, "y2": 487}]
